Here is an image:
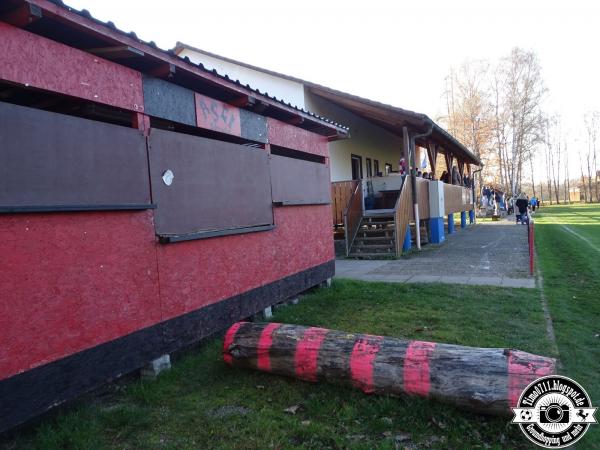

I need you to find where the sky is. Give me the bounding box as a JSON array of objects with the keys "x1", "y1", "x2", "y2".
[{"x1": 66, "y1": 0, "x2": 599, "y2": 175}]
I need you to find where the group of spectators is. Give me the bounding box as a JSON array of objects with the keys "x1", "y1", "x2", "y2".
[
  {"x1": 481, "y1": 185, "x2": 540, "y2": 224},
  {"x1": 482, "y1": 185, "x2": 503, "y2": 209},
  {"x1": 440, "y1": 166, "x2": 472, "y2": 187},
  {"x1": 514, "y1": 194, "x2": 539, "y2": 224},
  {"x1": 416, "y1": 170, "x2": 435, "y2": 180},
  {"x1": 398, "y1": 158, "x2": 473, "y2": 187}
]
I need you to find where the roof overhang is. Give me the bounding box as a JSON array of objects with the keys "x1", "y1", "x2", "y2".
[
  {"x1": 0, "y1": 0, "x2": 349, "y2": 140},
  {"x1": 308, "y1": 85, "x2": 481, "y2": 166}
]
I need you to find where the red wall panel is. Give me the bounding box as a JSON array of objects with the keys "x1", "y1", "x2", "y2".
[
  {"x1": 0, "y1": 211, "x2": 160, "y2": 379},
  {"x1": 0, "y1": 205, "x2": 333, "y2": 381},
  {"x1": 0, "y1": 22, "x2": 144, "y2": 112},
  {"x1": 267, "y1": 117, "x2": 328, "y2": 157},
  {"x1": 156, "y1": 205, "x2": 333, "y2": 320},
  {"x1": 195, "y1": 93, "x2": 241, "y2": 136}
]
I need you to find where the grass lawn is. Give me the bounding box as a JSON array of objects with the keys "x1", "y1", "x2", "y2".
[
  {"x1": 4, "y1": 282, "x2": 553, "y2": 450},
  {"x1": 2, "y1": 204, "x2": 598, "y2": 449},
  {"x1": 533, "y1": 203, "x2": 600, "y2": 449}
]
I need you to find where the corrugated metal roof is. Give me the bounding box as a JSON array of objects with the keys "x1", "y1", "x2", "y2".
[{"x1": 175, "y1": 41, "x2": 481, "y2": 165}]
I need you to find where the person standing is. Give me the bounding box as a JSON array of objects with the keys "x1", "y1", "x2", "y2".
[
  {"x1": 507, "y1": 196, "x2": 515, "y2": 215},
  {"x1": 515, "y1": 193, "x2": 529, "y2": 224},
  {"x1": 451, "y1": 166, "x2": 460, "y2": 185},
  {"x1": 529, "y1": 196, "x2": 538, "y2": 212},
  {"x1": 494, "y1": 189, "x2": 502, "y2": 216},
  {"x1": 399, "y1": 158, "x2": 407, "y2": 176}
]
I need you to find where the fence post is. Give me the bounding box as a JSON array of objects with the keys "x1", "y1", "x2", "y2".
[{"x1": 402, "y1": 226, "x2": 412, "y2": 252}]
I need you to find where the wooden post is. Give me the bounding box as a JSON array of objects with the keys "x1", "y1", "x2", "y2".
[
  {"x1": 427, "y1": 142, "x2": 438, "y2": 178},
  {"x1": 224, "y1": 322, "x2": 557, "y2": 416},
  {"x1": 445, "y1": 152, "x2": 453, "y2": 175},
  {"x1": 458, "y1": 159, "x2": 465, "y2": 185},
  {"x1": 132, "y1": 112, "x2": 150, "y2": 136}
]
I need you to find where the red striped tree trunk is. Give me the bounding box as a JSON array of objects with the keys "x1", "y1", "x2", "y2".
[{"x1": 223, "y1": 322, "x2": 556, "y2": 416}]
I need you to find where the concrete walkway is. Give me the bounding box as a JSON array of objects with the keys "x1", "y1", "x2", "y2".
[{"x1": 335, "y1": 216, "x2": 536, "y2": 288}]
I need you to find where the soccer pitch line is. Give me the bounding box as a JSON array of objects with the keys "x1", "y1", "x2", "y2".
[{"x1": 559, "y1": 224, "x2": 600, "y2": 253}]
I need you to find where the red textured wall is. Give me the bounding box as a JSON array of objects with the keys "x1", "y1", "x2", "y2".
[
  {"x1": 157, "y1": 205, "x2": 333, "y2": 320},
  {"x1": 267, "y1": 118, "x2": 329, "y2": 157},
  {"x1": 195, "y1": 93, "x2": 241, "y2": 136},
  {"x1": 0, "y1": 9, "x2": 335, "y2": 385},
  {"x1": 0, "y1": 22, "x2": 144, "y2": 112},
  {"x1": 0, "y1": 211, "x2": 160, "y2": 380},
  {"x1": 0, "y1": 205, "x2": 333, "y2": 380}
]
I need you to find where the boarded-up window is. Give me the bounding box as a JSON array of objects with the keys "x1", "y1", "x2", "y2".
[
  {"x1": 269, "y1": 155, "x2": 330, "y2": 205},
  {"x1": 148, "y1": 129, "x2": 273, "y2": 241},
  {"x1": 0, "y1": 101, "x2": 151, "y2": 212}
]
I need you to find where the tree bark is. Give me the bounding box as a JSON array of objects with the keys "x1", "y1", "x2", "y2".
[{"x1": 224, "y1": 322, "x2": 556, "y2": 416}]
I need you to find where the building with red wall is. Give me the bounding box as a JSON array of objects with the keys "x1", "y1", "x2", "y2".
[{"x1": 0, "y1": 0, "x2": 348, "y2": 432}]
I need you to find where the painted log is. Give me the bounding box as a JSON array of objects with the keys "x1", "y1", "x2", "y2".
[{"x1": 223, "y1": 322, "x2": 556, "y2": 416}]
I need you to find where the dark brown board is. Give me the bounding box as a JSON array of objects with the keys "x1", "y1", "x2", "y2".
[
  {"x1": 270, "y1": 155, "x2": 330, "y2": 205},
  {"x1": 148, "y1": 128, "x2": 273, "y2": 237},
  {"x1": 0, "y1": 101, "x2": 151, "y2": 211}
]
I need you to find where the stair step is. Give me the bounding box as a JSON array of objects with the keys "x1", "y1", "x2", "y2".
[
  {"x1": 348, "y1": 214, "x2": 398, "y2": 259},
  {"x1": 363, "y1": 215, "x2": 394, "y2": 220},
  {"x1": 359, "y1": 227, "x2": 395, "y2": 234},
  {"x1": 363, "y1": 220, "x2": 394, "y2": 225},
  {"x1": 354, "y1": 236, "x2": 395, "y2": 243},
  {"x1": 354, "y1": 244, "x2": 394, "y2": 251},
  {"x1": 348, "y1": 252, "x2": 396, "y2": 259},
  {"x1": 357, "y1": 233, "x2": 395, "y2": 240},
  {"x1": 362, "y1": 219, "x2": 394, "y2": 224}
]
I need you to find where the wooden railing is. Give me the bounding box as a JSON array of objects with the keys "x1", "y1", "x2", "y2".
[
  {"x1": 412, "y1": 178, "x2": 430, "y2": 220},
  {"x1": 444, "y1": 184, "x2": 473, "y2": 214},
  {"x1": 331, "y1": 180, "x2": 359, "y2": 227},
  {"x1": 344, "y1": 182, "x2": 363, "y2": 256},
  {"x1": 394, "y1": 177, "x2": 413, "y2": 255}
]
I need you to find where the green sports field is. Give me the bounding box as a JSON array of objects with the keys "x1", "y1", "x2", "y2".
[{"x1": 533, "y1": 203, "x2": 600, "y2": 448}]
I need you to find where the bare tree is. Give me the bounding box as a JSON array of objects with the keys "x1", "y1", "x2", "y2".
[
  {"x1": 440, "y1": 48, "x2": 547, "y2": 197},
  {"x1": 584, "y1": 112, "x2": 599, "y2": 202},
  {"x1": 564, "y1": 141, "x2": 570, "y2": 203},
  {"x1": 500, "y1": 48, "x2": 546, "y2": 195},
  {"x1": 543, "y1": 117, "x2": 554, "y2": 204},
  {"x1": 578, "y1": 138, "x2": 588, "y2": 202},
  {"x1": 442, "y1": 60, "x2": 495, "y2": 188},
  {"x1": 544, "y1": 115, "x2": 563, "y2": 203},
  {"x1": 491, "y1": 67, "x2": 510, "y2": 191}
]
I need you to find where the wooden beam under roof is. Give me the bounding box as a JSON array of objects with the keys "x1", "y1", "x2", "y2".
[
  {"x1": 229, "y1": 94, "x2": 256, "y2": 108},
  {"x1": 1, "y1": 2, "x2": 42, "y2": 27},
  {"x1": 147, "y1": 62, "x2": 176, "y2": 79},
  {"x1": 86, "y1": 45, "x2": 145, "y2": 59},
  {"x1": 285, "y1": 116, "x2": 304, "y2": 125}
]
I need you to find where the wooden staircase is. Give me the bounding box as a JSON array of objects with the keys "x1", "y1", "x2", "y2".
[
  {"x1": 348, "y1": 215, "x2": 432, "y2": 258},
  {"x1": 348, "y1": 215, "x2": 396, "y2": 258}
]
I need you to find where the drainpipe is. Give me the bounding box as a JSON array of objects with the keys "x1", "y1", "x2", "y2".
[
  {"x1": 408, "y1": 122, "x2": 434, "y2": 250},
  {"x1": 471, "y1": 167, "x2": 483, "y2": 224}
]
